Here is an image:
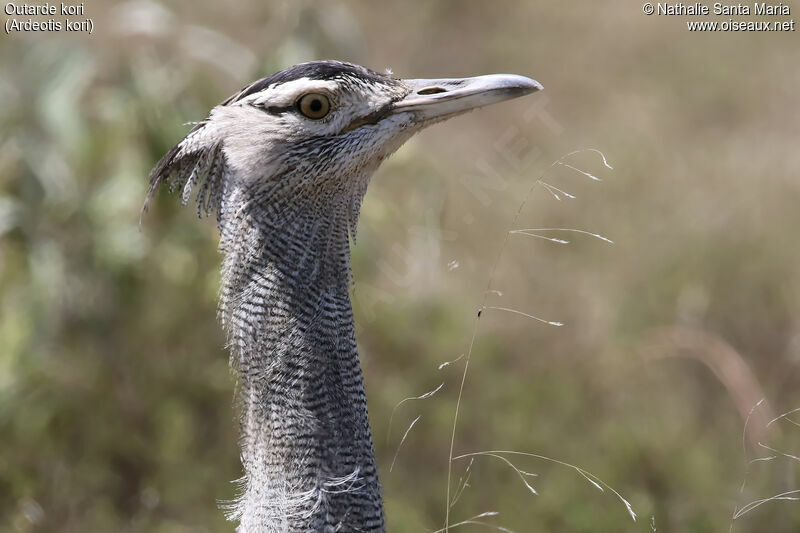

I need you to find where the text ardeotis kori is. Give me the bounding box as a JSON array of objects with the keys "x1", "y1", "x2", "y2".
[{"x1": 145, "y1": 60, "x2": 540, "y2": 532}]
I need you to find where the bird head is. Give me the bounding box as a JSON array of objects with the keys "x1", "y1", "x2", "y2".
[{"x1": 145, "y1": 61, "x2": 541, "y2": 232}]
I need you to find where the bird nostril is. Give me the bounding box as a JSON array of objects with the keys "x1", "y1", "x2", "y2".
[{"x1": 417, "y1": 87, "x2": 447, "y2": 95}]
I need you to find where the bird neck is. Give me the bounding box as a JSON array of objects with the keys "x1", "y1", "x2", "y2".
[{"x1": 218, "y1": 186, "x2": 384, "y2": 532}]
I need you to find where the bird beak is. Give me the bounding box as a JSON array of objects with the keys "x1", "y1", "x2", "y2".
[{"x1": 393, "y1": 74, "x2": 542, "y2": 122}]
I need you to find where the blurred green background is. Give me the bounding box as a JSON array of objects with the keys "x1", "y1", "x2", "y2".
[{"x1": 2, "y1": 1, "x2": 799, "y2": 531}]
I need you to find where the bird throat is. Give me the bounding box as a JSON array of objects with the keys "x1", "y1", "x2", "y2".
[{"x1": 217, "y1": 187, "x2": 385, "y2": 532}]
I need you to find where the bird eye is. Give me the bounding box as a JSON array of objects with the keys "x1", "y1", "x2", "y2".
[{"x1": 297, "y1": 93, "x2": 331, "y2": 119}]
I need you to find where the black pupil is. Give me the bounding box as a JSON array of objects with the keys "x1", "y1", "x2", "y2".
[{"x1": 309, "y1": 98, "x2": 322, "y2": 112}]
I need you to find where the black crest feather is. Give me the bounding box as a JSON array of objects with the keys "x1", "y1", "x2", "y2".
[{"x1": 142, "y1": 61, "x2": 396, "y2": 220}]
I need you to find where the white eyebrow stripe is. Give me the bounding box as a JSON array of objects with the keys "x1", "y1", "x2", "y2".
[{"x1": 245, "y1": 78, "x2": 340, "y2": 107}]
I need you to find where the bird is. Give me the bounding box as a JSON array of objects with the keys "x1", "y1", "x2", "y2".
[{"x1": 145, "y1": 60, "x2": 541, "y2": 533}]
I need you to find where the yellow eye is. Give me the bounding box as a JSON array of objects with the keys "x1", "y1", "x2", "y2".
[{"x1": 297, "y1": 93, "x2": 331, "y2": 119}]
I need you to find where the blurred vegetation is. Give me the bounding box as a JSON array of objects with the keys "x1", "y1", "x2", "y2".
[{"x1": 1, "y1": 1, "x2": 799, "y2": 531}]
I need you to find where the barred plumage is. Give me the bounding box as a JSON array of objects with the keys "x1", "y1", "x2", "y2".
[{"x1": 146, "y1": 60, "x2": 540, "y2": 532}]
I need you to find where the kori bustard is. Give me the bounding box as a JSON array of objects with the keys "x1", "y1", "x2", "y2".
[{"x1": 145, "y1": 60, "x2": 540, "y2": 532}]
